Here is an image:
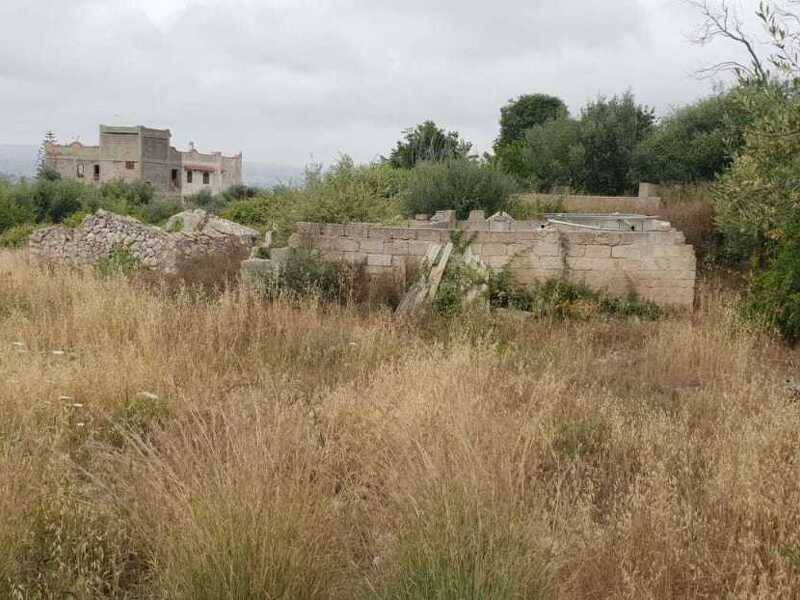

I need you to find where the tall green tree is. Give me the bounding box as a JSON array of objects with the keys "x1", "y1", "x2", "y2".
[
  {"x1": 495, "y1": 94, "x2": 568, "y2": 148},
  {"x1": 36, "y1": 131, "x2": 59, "y2": 180},
  {"x1": 387, "y1": 121, "x2": 472, "y2": 169},
  {"x1": 579, "y1": 93, "x2": 655, "y2": 195}
]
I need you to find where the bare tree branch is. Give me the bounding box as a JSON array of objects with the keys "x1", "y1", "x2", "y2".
[{"x1": 685, "y1": 0, "x2": 770, "y2": 83}]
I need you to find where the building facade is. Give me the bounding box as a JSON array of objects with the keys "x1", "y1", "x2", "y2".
[{"x1": 44, "y1": 125, "x2": 242, "y2": 197}]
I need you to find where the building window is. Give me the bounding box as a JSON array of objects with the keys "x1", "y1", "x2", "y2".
[
  {"x1": 202, "y1": 172, "x2": 210, "y2": 185},
  {"x1": 171, "y1": 169, "x2": 178, "y2": 184},
  {"x1": 186, "y1": 170, "x2": 193, "y2": 184},
  {"x1": 93, "y1": 164, "x2": 100, "y2": 180},
  {"x1": 125, "y1": 161, "x2": 135, "y2": 170},
  {"x1": 76, "y1": 163, "x2": 85, "y2": 178}
]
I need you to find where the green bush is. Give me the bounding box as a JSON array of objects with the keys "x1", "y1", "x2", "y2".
[
  {"x1": 487, "y1": 270, "x2": 662, "y2": 320},
  {"x1": 403, "y1": 159, "x2": 518, "y2": 219},
  {"x1": 745, "y1": 216, "x2": 800, "y2": 343},
  {"x1": 631, "y1": 90, "x2": 753, "y2": 185},
  {"x1": 222, "y1": 159, "x2": 405, "y2": 243},
  {"x1": 0, "y1": 190, "x2": 34, "y2": 233},
  {"x1": 713, "y1": 84, "x2": 800, "y2": 262},
  {"x1": 96, "y1": 245, "x2": 141, "y2": 277},
  {"x1": 0, "y1": 223, "x2": 36, "y2": 248}
]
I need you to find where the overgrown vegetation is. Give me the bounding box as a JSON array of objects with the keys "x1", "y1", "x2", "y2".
[{"x1": 2, "y1": 251, "x2": 800, "y2": 598}]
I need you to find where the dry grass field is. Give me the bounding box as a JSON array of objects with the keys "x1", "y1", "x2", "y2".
[{"x1": 2, "y1": 248, "x2": 800, "y2": 599}]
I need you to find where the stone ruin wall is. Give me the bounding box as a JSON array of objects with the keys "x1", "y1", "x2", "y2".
[
  {"x1": 28, "y1": 210, "x2": 257, "y2": 280},
  {"x1": 290, "y1": 215, "x2": 696, "y2": 307}
]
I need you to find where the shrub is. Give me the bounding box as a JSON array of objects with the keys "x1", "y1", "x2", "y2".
[
  {"x1": 96, "y1": 245, "x2": 141, "y2": 277},
  {"x1": 487, "y1": 270, "x2": 662, "y2": 320},
  {"x1": 0, "y1": 223, "x2": 35, "y2": 248},
  {"x1": 403, "y1": 159, "x2": 518, "y2": 219},
  {"x1": 713, "y1": 84, "x2": 800, "y2": 262},
  {"x1": 744, "y1": 216, "x2": 800, "y2": 343},
  {"x1": 32, "y1": 178, "x2": 89, "y2": 223}
]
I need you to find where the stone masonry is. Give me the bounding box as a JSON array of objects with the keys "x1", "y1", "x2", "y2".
[
  {"x1": 29, "y1": 209, "x2": 259, "y2": 281},
  {"x1": 290, "y1": 211, "x2": 696, "y2": 307}
]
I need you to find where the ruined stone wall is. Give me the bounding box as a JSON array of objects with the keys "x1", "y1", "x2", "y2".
[
  {"x1": 29, "y1": 210, "x2": 257, "y2": 281},
  {"x1": 291, "y1": 217, "x2": 696, "y2": 307},
  {"x1": 517, "y1": 192, "x2": 662, "y2": 214}
]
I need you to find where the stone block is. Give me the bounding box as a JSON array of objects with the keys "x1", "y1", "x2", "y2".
[
  {"x1": 341, "y1": 251, "x2": 367, "y2": 264},
  {"x1": 409, "y1": 241, "x2": 433, "y2": 256},
  {"x1": 384, "y1": 240, "x2": 410, "y2": 255},
  {"x1": 367, "y1": 254, "x2": 393, "y2": 267},
  {"x1": 584, "y1": 245, "x2": 612, "y2": 258},
  {"x1": 416, "y1": 229, "x2": 448, "y2": 242},
  {"x1": 480, "y1": 243, "x2": 508, "y2": 256},
  {"x1": 611, "y1": 245, "x2": 642, "y2": 259},
  {"x1": 529, "y1": 256, "x2": 564, "y2": 270},
  {"x1": 337, "y1": 238, "x2": 360, "y2": 252},
  {"x1": 360, "y1": 239, "x2": 385, "y2": 253},
  {"x1": 565, "y1": 257, "x2": 615, "y2": 271}
]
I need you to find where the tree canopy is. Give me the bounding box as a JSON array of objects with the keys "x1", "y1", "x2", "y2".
[
  {"x1": 387, "y1": 121, "x2": 472, "y2": 169},
  {"x1": 495, "y1": 94, "x2": 568, "y2": 149}
]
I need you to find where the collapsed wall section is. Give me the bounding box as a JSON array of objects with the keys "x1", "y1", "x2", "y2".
[
  {"x1": 28, "y1": 210, "x2": 258, "y2": 282},
  {"x1": 290, "y1": 218, "x2": 696, "y2": 307}
]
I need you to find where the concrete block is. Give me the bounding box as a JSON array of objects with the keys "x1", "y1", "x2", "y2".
[
  {"x1": 341, "y1": 252, "x2": 367, "y2": 264},
  {"x1": 529, "y1": 256, "x2": 564, "y2": 270},
  {"x1": 384, "y1": 240, "x2": 410, "y2": 255},
  {"x1": 337, "y1": 238, "x2": 360, "y2": 252},
  {"x1": 611, "y1": 245, "x2": 642, "y2": 259},
  {"x1": 481, "y1": 243, "x2": 508, "y2": 256},
  {"x1": 409, "y1": 241, "x2": 433, "y2": 256},
  {"x1": 416, "y1": 229, "x2": 449, "y2": 242},
  {"x1": 360, "y1": 239, "x2": 385, "y2": 253},
  {"x1": 344, "y1": 224, "x2": 369, "y2": 238},
  {"x1": 367, "y1": 254, "x2": 393, "y2": 267},
  {"x1": 584, "y1": 245, "x2": 612, "y2": 258}
]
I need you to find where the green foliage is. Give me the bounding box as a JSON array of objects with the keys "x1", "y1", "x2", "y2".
[
  {"x1": 713, "y1": 83, "x2": 800, "y2": 261},
  {"x1": 403, "y1": 159, "x2": 518, "y2": 219},
  {"x1": 62, "y1": 211, "x2": 89, "y2": 228},
  {"x1": 32, "y1": 178, "x2": 88, "y2": 223},
  {"x1": 744, "y1": 216, "x2": 800, "y2": 343},
  {"x1": 487, "y1": 270, "x2": 662, "y2": 320},
  {"x1": 0, "y1": 183, "x2": 34, "y2": 233},
  {"x1": 223, "y1": 160, "x2": 406, "y2": 243},
  {"x1": 579, "y1": 92, "x2": 655, "y2": 194},
  {"x1": 388, "y1": 121, "x2": 472, "y2": 169},
  {"x1": 0, "y1": 223, "x2": 35, "y2": 248},
  {"x1": 631, "y1": 91, "x2": 753, "y2": 184},
  {"x1": 96, "y1": 245, "x2": 141, "y2": 277},
  {"x1": 496, "y1": 92, "x2": 653, "y2": 194},
  {"x1": 496, "y1": 93, "x2": 568, "y2": 148},
  {"x1": 511, "y1": 118, "x2": 585, "y2": 190}
]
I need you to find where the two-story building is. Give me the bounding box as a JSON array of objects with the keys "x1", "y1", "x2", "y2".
[{"x1": 44, "y1": 125, "x2": 242, "y2": 197}]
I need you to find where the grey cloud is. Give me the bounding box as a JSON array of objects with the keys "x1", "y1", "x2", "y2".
[{"x1": 0, "y1": 0, "x2": 766, "y2": 165}]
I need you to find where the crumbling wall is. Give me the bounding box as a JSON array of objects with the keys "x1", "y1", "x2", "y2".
[
  {"x1": 290, "y1": 214, "x2": 696, "y2": 307},
  {"x1": 29, "y1": 210, "x2": 258, "y2": 281}
]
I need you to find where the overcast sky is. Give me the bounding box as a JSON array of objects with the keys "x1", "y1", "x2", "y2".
[{"x1": 0, "y1": 0, "x2": 765, "y2": 166}]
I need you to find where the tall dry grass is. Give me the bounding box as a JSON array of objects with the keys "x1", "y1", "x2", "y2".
[{"x1": 2, "y1": 249, "x2": 800, "y2": 599}]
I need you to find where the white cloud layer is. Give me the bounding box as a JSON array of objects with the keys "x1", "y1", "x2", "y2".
[{"x1": 0, "y1": 0, "x2": 765, "y2": 165}]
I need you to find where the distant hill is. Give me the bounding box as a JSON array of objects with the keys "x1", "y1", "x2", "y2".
[{"x1": 0, "y1": 144, "x2": 302, "y2": 188}]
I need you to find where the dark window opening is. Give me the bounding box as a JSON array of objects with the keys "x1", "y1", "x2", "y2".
[
  {"x1": 93, "y1": 164, "x2": 100, "y2": 180},
  {"x1": 76, "y1": 163, "x2": 85, "y2": 178},
  {"x1": 186, "y1": 170, "x2": 193, "y2": 183},
  {"x1": 202, "y1": 172, "x2": 210, "y2": 185},
  {"x1": 125, "y1": 161, "x2": 135, "y2": 170},
  {"x1": 171, "y1": 169, "x2": 178, "y2": 184}
]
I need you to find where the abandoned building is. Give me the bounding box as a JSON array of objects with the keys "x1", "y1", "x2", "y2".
[{"x1": 44, "y1": 125, "x2": 242, "y2": 197}]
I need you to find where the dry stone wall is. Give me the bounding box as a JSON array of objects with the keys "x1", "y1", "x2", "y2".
[
  {"x1": 290, "y1": 214, "x2": 696, "y2": 307},
  {"x1": 29, "y1": 210, "x2": 259, "y2": 281}
]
